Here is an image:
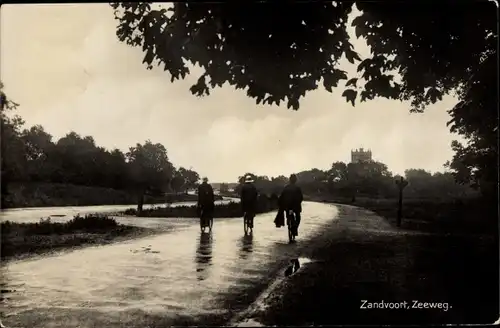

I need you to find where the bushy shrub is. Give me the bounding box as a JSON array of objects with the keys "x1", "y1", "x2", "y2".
[
  {"x1": 1, "y1": 214, "x2": 119, "y2": 236},
  {"x1": 1, "y1": 214, "x2": 144, "y2": 260},
  {"x1": 66, "y1": 214, "x2": 118, "y2": 230}
]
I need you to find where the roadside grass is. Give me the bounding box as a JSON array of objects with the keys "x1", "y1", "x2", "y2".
[
  {"x1": 250, "y1": 204, "x2": 498, "y2": 325},
  {"x1": 305, "y1": 194, "x2": 497, "y2": 235},
  {"x1": 1, "y1": 214, "x2": 153, "y2": 261}
]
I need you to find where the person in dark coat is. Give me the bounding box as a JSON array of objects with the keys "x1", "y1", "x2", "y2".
[
  {"x1": 240, "y1": 175, "x2": 259, "y2": 228},
  {"x1": 197, "y1": 177, "x2": 215, "y2": 223},
  {"x1": 275, "y1": 192, "x2": 286, "y2": 228},
  {"x1": 279, "y1": 174, "x2": 304, "y2": 235}
]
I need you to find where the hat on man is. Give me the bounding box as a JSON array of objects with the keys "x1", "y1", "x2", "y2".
[{"x1": 244, "y1": 175, "x2": 254, "y2": 183}]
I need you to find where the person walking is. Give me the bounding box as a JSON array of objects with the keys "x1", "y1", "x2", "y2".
[
  {"x1": 279, "y1": 174, "x2": 303, "y2": 236},
  {"x1": 197, "y1": 177, "x2": 215, "y2": 228},
  {"x1": 240, "y1": 175, "x2": 259, "y2": 229}
]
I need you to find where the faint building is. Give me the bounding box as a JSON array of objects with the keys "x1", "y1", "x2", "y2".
[{"x1": 351, "y1": 148, "x2": 372, "y2": 163}]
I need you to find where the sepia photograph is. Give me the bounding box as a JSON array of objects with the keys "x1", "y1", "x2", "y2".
[{"x1": 0, "y1": 1, "x2": 498, "y2": 327}]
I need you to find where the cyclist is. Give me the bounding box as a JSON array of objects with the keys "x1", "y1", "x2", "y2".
[
  {"x1": 197, "y1": 177, "x2": 215, "y2": 227},
  {"x1": 240, "y1": 175, "x2": 258, "y2": 229},
  {"x1": 279, "y1": 174, "x2": 303, "y2": 236}
]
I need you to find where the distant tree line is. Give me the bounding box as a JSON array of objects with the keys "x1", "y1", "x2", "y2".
[
  {"x1": 234, "y1": 161, "x2": 478, "y2": 200},
  {"x1": 0, "y1": 82, "x2": 481, "y2": 208},
  {"x1": 1, "y1": 85, "x2": 200, "y2": 208}
]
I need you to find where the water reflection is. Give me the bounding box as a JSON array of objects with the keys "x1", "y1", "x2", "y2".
[
  {"x1": 238, "y1": 233, "x2": 254, "y2": 260},
  {"x1": 195, "y1": 232, "x2": 213, "y2": 281}
]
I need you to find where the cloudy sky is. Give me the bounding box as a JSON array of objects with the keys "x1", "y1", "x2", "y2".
[{"x1": 1, "y1": 4, "x2": 462, "y2": 182}]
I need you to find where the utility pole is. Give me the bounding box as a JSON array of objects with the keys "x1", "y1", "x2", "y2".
[{"x1": 395, "y1": 176, "x2": 408, "y2": 227}]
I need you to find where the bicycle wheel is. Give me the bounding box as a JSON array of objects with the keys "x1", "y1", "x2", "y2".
[
  {"x1": 287, "y1": 212, "x2": 295, "y2": 242},
  {"x1": 200, "y1": 218, "x2": 205, "y2": 233},
  {"x1": 243, "y1": 214, "x2": 249, "y2": 235},
  {"x1": 199, "y1": 208, "x2": 204, "y2": 232}
]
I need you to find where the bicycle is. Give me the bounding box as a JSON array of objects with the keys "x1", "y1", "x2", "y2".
[
  {"x1": 199, "y1": 209, "x2": 213, "y2": 233},
  {"x1": 286, "y1": 210, "x2": 298, "y2": 243},
  {"x1": 243, "y1": 211, "x2": 254, "y2": 235}
]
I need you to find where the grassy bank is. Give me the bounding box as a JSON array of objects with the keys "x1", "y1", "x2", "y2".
[
  {"x1": 0, "y1": 214, "x2": 155, "y2": 261},
  {"x1": 249, "y1": 205, "x2": 498, "y2": 325},
  {"x1": 305, "y1": 193, "x2": 497, "y2": 235},
  {"x1": 123, "y1": 195, "x2": 278, "y2": 218},
  {"x1": 1, "y1": 183, "x2": 213, "y2": 208}
]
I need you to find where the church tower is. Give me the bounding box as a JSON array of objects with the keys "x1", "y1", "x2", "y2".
[{"x1": 351, "y1": 147, "x2": 373, "y2": 163}]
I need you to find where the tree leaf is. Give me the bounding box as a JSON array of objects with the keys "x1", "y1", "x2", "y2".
[
  {"x1": 345, "y1": 78, "x2": 358, "y2": 88},
  {"x1": 425, "y1": 87, "x2": 443, "y2": 104},
  {"x1": 287, "y1": 98, "x2": 300, "y2": 110},
  {"x1": 341, "y1": 89, "x2": 358, "y2": 106},
  {"x1": 345, "y1": 49, "x2": 361, "y2": 64}
]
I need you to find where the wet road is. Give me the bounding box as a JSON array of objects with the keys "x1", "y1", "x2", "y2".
[
  {"x1": 0, "y1": 198, "x2": 233, "y2": 224},
  {"x1": 1, "y1": 202, "x2": 338, "y2": 327}
]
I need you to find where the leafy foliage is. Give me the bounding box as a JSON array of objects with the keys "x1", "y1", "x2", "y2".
[
  {"x1": 0, "y1": 81, "x2": 20, "y2": 112},
  {"x1": 444, "y1": 53, "x2": 497, "y2": 198},
  {"x1": 111, "y1": 2, "x2": 495, "y2": 111},
  {"x1": 352, "y1": 2, "x2": 495, "y2": 112},
  {"x1": 1, "y1": 83, "x2": 26, "y2": 206},
  {"x1": 177, "y1": 167, "x2": 200, "y2": 191},
  {"x1": 126, "y1": 140, "x2": 174, "y2": 192},
  {"x1": 111, "y1": 2, "x2": 357, "y2": 110},
  {"x1": 231, "y1": 162, "x2": 477, "y2": 200}
]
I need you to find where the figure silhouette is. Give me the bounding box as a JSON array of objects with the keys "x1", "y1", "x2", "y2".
[
  {"x1": 284, "y1": 258, "x2": 301, "y2": 277},
  {"x1": 238, "y1": 233, "x2": 254, "y2": 260},
  {"x1": 195, "y1": 231, "x2": 213, "y2": 281}
]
